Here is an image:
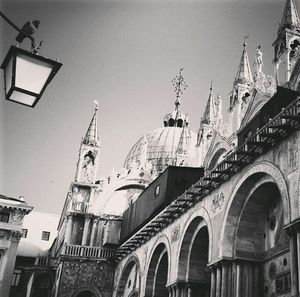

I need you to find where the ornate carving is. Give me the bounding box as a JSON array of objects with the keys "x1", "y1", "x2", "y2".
[
  {"x1": 211, "y1": 192, "x2": 225, "y2": 213},
  {"x1": 288, "y1": 135, "x2": 298, "y2": 173},
  {"x1": 59, "y1": 260, "x2": 115, "y2": 297},
  {"x1": 11, "y1": 230, "x2": 23, "y2": 240},
  {"x1": 171, "y1": 225, "x2": 180, "y2": 243},
  {"x1": 9, "y1": 211, "x2": 25, "y2": 226},
  {"x1": 0, "y1": 229, "x2": 10, "y2": 240}
]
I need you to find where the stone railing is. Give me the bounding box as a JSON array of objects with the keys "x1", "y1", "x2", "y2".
[
  {"x1": 62, "y1": 244, "x2": 115, "y2": 259},
  {"x1": 68, "y1": 201, "x2": 92, "y2": 213},
  {"x1": 34, "y1": 256, "x2": 57, "y2": 268}
]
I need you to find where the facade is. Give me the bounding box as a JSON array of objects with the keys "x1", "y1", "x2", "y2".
[
  {"x1": 0, "y1": 194, "x2": 32, "y2": 297},
  {"x1": 11, "y1": 0, "x2": 300, "y2": 297},
  {"x1": 10, "y1": 212, "x2": 60, "y2": 297}
]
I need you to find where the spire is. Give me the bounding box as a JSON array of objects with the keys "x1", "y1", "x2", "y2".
[
  {"x1": 234, "y1": 38, "x2": 253, "y2": 87},
  {"x1": 279, "y1": 0, "x2": 300, "y2": 33},
  {"x1": 82, "y1": 102, "x2": 100, "y2": 147},
  {"x1": 202, "y1": 81, "x2": 216, "y2": 126}
]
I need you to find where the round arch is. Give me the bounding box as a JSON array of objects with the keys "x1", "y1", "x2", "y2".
[
  {"x1": 144, "y1": 239, "x2": 170, "y2": 297},
  {"x1": 176, "y1": 206, "x2": 213, "y2": 279},
  {"x1": 204, "y1": 141, "x2": 229, "y2": 170},
  {"x1": 219, "y1": 161, "x2": 290, "y2": 259},
  {"x1": 71, "y1": 287, "x2": 102, "y2": 297},
  {"x1": 116, "y1": 255, "x2": 141, "y2": 297}
]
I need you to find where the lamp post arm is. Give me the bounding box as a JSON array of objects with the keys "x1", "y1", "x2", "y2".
[{"x1": 0, "y1": 10, "x2": 36, "y2": 52}]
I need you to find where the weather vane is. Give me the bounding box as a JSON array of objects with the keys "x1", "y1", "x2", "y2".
[
  {"x1": 243, "y1": 34, "x2": 249, "y2": 47},
  {"x1": 94, "y1": 100, "x2": 99, "y2": 110},
  {"x1": 172, "y1": 68, "x2": 188, "y2": 109}
]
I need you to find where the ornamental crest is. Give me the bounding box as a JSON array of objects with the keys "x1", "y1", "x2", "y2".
[{"x1": 211, "y1": 192, "x2": 225, "y2": 213}]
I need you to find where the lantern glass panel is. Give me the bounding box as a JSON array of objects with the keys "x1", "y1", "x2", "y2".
[
  {"x1": 4, "y1": 55, "x2": 13, "y2": 92},
  {"x1": 15, "y1": 54, "x2": 54, "y2": 94},
  {"x1": 10, "y1": 90, "x2": 36, "y2": 106}
]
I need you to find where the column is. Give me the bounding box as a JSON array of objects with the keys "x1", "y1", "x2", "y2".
[
  {"x1": 236, "y1": 263, "x2": 242, "y2": 297},
  {"x1": 296, "y1": 227, "x2": 300, "y2": 294},
  {"x1": 210, "y1": 267, "x2": 216, "y2": 297},
  {"x1": 221, "y1": 263, "x2": 228, "y2": 297},
  {"x1": 82, "y1": 216, "x2": 91, "y2": 245},
  {"x1": 65, "y1": 214, "x2": 73, "y2": 244},
  {"x1": 286, "y1": 50, "x2": 291, "y2": 82},
  {"x1": 216, "y1": 266, "x2": 222, "y2": 297},
  {"x1": 187, "y1": 283, "x2": 192, "y2": 297},
  {"x1": 226, "y1": 263, "x2": 232, "y2": 297},
  {"x1": 288, "y1": 227, "x2": 299, "y2": 295},
  {"x1": 89, "y1": 218, "x2": 98, "y2": 246}
]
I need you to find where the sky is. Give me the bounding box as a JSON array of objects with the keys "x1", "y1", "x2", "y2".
[{"x1": 0, "y1": 0, "x2": 288, "y2": 214}]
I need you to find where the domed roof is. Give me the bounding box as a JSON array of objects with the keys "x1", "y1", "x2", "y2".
[{"x1": 124, "y1": 126, "x2": 198, "y2": 173}]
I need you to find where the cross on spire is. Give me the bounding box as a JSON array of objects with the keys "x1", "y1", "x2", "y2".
[{"x1": 172, "y1": 68, "x2": 188, "y2": 110}]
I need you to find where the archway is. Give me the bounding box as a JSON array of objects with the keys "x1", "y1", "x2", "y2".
[
  {"x1": 116, "y1": 256, "x2": 140, "y2": 297},
  {"x1": 145, "y1": 243, "x2": 169, "y2": 297},
  {"x1": 178, "y1": 217, "x2": 210, "y2": 297},
  {"x1": 221, "y1": 171, "x2": 290, "y2": 297}
]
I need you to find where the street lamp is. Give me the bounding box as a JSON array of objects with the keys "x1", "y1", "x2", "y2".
[{"x1": 0, "y1": 11, "x2": 62, "y2": 107}]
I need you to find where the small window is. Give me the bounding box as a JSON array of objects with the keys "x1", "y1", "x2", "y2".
[
  {"x1": 12, "y1": 269, "x2": 21, "y2": 286},
  {"x1": 21, "y1": 229, "x2": 28, "y2": 238},
  {"x1": 0, "y1": 212, "x2": 9, "y2": 223},
  {"x1": 41, "y1": 231, "x2": 50, "y2": 241},
  {"x1": 154, "y1": 185, "x2": 160, "y2": 197}
]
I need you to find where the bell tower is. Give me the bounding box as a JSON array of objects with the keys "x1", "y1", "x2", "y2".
[
  {"x1": 75, "y1": 104, "x2": 101, "y2": 184},
  {"x1": 273, "y1": 0, "x2": 300, "y2": 83}
]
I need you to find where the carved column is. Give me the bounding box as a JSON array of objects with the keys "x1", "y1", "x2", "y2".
[
  {"x1": 89, "y1": 218, "x2": 98, "y2": 246},
  {"x1": 82, "y1": 216, "x2": 91, "y2": 245},
  {"x1": 65, "y1": 214, "x2": 73, "y2": 244}
]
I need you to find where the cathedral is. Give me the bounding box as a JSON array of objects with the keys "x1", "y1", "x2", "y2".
[{"x1": 7, "y1": 0, "x2": 300, "y2": 296}]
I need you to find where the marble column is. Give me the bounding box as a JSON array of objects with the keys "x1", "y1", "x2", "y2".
[
  {"x1": 82, "y1": 216, "x2": 91, "y2": 245},
  {"x1": 236, "y1": 263, "x2": 242, "y2": 297},
  {"x1": 89, "y1": 218, "x2": 98, "y2": 246},
  {"x1": 216, "y1": 266, "x2": 222, "y2": 297},
  {"x1": 221, "y1": 263, "x2": 228, "y2": 297},
  {"x1": 210, "y1": 267, "x2": 216, "y2": 297},
  {"x1": 65, "y1": 214, "x2": 73, "y2": 244}
]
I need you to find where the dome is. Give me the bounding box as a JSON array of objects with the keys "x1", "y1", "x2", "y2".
[{"x1": 124, "y1": 127, "x2": 198, "y2": 173}]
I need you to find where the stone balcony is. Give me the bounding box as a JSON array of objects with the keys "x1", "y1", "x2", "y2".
[
  {"x1": 61, "y1": 244, "x2": 115, "y2": 260},
  {"x1": 68, "y1": 201, "x2": 92, "y2": 213}
]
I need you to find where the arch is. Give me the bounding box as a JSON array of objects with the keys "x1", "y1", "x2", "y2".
[
  {"x1": 220, "y1": 161, "x2": 290, "y2": 259},
  {"x1": 71, "y1": 286, "x2": 102, "y2": 297},
  {"x1": 177, "y1": 214, "x2": 211, "y2": 295},
  {"x1": 116, "y1": 255, "x2": 141, "y2": 297},
  {"x1": 204, "y1": 140, "x2": 229, "y2": 171},
  {"x1": 145, "y1": 241, "x2": 169, "y2": 297}
]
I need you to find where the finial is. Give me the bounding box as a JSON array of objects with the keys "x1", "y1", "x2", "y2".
[
  {"x1": 172, "y1": 68, "x2": 188, "y2": 110},
  {"x1": 243, "y1": 35, "x2": 249, "y2": 47},
  {"x1": 210, "y1": 80, "x2": 213, "y2": 92},
  {"x1": 93, "y1": 100, "x2": 99, "y2": 110}
]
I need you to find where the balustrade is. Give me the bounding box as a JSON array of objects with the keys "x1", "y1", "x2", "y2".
[{"x1": 62, "y1": 244, "x2": 115, "y2": 259}]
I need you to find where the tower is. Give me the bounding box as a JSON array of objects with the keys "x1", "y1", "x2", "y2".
[
  {"x1": 75, "y1": 104, "x2": 101, "y2": 184},
  {"x1": 273, "y1": 0, "x2": 300, "y2": 83},
  {"x1": 229, "y1": 39, "x2": 253, "y2": 134}
]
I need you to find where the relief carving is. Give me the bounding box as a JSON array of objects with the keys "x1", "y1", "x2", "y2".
[
  {"x1": 9, "y1": 212, "x2": 25, "y2": 226},
  {"x1": 0, "y1": 229, "x2": 10, "y2": 240},
  {"x1": 171, "y1": 225, "x2": 180, "y2": 243},
  {"x1": 60, "y1": 260, "x2": 115, "y2": 297},
  {"x1": 211, "y1": 192, "x2": 225, "y2": 213},
  {"x1": 288, "y1": 135, "x2": 298, "y2": 173}
]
